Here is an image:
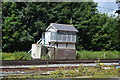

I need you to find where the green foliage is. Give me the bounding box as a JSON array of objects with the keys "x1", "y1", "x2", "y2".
[
  {"x1": 0, "y1": 52, "x2": 31, "y2": 60},
  {"x1": 2, "y1": 2, "x2": 120, "y2": 52},
  {"x1": 12, "y1": 52, "x2": 31, "y2": 60},
  {"x1": 4, "y1": 57, "x2": 15, "y2": 60},
  {"x1": 76, "y1": 51, "x2": 119, "y2": 59},
  {"x1": 1, "y1": 52, "x2": 12, "y2": 60}
]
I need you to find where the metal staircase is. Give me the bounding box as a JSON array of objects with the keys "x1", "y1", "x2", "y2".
[
  {"x1": 28, "y1": 38, "x2": 56, "y2": 53},
  {"x1": 36, "y1": 38, "x2": 43, "y2": 44}
]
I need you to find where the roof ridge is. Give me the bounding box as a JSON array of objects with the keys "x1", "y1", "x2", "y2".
[
  {"x1": 48, "y1": 23, "x2": 78, "y2": 32},
  {"x1": 51, "y1": 23, "x2": 73, "y2": 26}
]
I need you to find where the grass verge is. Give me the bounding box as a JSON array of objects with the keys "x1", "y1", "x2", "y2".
[{"x1": 77, "y1": 51, "x2": 119, "y2": 59}]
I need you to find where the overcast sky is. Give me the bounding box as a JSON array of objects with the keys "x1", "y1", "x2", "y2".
[{"x1": 93, "y1": 0, "x2": 118, "y2": 16}]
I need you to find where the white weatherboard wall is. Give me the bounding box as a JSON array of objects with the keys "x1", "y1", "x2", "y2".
[
  {"x1": 58, "y1": 43, "x2": 66, "y2": 48},
  {"x1": 31, "y1": 44, "x2": 41, "y2": 59},
  {"x1": 45, "y1": 32, "x2": 51, "y2": 46},
  {"x1": 67, "y1": 44, "x2": 75, "y2": 49}
]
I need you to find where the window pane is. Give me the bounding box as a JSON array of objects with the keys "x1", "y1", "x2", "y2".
[
  {"x1": 51, "y1": 32, "x2": 56, "y2": 40},
  {"x1": 62, "y1": 34, "x2": 66, "y2": 41},
  {"x1": 57, "y1": 34, "x2": 62, "y2": 41},
  {"x1": 72, "y1": 35, "x2": 76, "y2": 41},
  {"x1": 67, "y1": 34, "x2": 71, "y2": 41}
]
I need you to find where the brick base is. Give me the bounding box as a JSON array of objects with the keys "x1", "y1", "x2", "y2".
[{"x1": 49, "y1": 48, "x2": 76, "y2": 59}]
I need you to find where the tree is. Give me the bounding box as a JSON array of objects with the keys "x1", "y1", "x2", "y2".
[{"x1": 2, "y1": 2, "x2": 119, "y2": 52}]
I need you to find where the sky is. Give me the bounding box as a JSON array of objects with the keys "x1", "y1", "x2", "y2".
[{"x1": 93, "y1": 0, "x2": 118, "y2": 16}]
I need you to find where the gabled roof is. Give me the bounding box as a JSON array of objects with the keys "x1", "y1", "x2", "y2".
[{"x1": 46, "y1": 23, "x2": 78, "y2": 32}]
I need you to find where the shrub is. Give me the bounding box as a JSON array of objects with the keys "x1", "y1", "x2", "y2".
[
  {"x1": 1, "y1": 52, "x2": 31, "y2": 60},
  {"x1": 12, "y1": 51, "x2": 31, "y2": 60},
  {"x1": 1, "y1": 52, "x2": 12, "y2": 60}
]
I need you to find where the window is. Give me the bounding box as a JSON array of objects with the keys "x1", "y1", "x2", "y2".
[
  {"x1": 50, "y1": 32, "x2": 76, "y2": 42},
  {"x1": 51, "y1": 32, "x2": 56, "y2": 40},
  {"x1": 72, "y1": 34, "x2": 76, "y2": 41},
  {"x1": 67, "y1": 34, "x2": 71, "y2": 41},
  {"x1": 62, "y1": 34, "x2": 66, "y2": 41},
  {"x1": 57, "y1": 33, "x2": 62, "y2": 41}
]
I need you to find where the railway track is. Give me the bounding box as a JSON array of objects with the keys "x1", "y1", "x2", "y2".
[
  {"x1": 1, "y1": 59, "x2": 120, "y2": 66},
  {"x1": 1, "y1": 59, "x2": 120, "y2": 78}
]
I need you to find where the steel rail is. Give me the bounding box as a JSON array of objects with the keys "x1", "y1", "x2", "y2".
[{"x1": 1, "y1": 59, "x2": 120, "y2": 66}]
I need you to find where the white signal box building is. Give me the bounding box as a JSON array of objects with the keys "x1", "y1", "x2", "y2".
[{"x1": 41, "y1": 23, "x2": 78, "y2": 59}]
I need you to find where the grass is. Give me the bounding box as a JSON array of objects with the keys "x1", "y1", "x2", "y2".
[
  {"x1": 0, "y1": 51, "x2": 32, "y2": 60},
  {"x1": 76, "y1": 51, "x2": 119, "y2": 59},
  {"x1": 0, "y1": 51, "x2": 119, "y2": 60}
]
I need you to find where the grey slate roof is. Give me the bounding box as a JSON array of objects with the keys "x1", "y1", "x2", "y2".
[{"x1": 51, "y1": 23, "x2": 78, "y2": 32}]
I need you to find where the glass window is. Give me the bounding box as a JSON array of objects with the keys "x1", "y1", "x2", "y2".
[
  {"x1": 57, "y1": 33, "x2": 62, "y2": 41},
  {"x1": 51, "y1": 32, "x2": 56, "y2": 40},
  {"x1": 62, "y1": 34, "x2": 66, "y2": 41},
  {"x1": 50, "y1": 32, "x2": 76, "y2": 42},
  {"x1": 72, "y1": 34, "x2": 76, "y2": 41},
  {"x1": 67, "y1": 34, "x2": 71, "y2": 41}
]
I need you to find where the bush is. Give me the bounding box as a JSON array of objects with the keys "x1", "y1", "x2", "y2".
[
  {"x1": 0, "y1": 52, "x2": 12, "y2": 60},
  {"x1": 12, "y1": 52, "x2": 31, "y2": 60},
  {"x1": 1, "y1": 52, "x2": 31, "y2": 60}
]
